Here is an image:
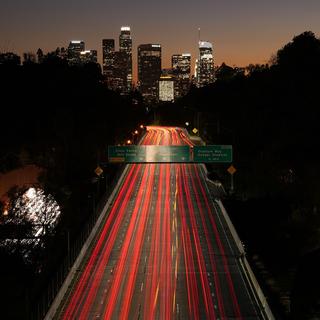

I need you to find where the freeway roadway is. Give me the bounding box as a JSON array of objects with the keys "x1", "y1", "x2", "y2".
[{"x1": 52, "y1": 126, "x2": 264, "y2": 319}]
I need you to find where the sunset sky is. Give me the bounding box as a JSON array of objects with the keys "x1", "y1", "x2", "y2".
[{"x1": 1, "y1": 0, "x2": 320, "y2": 82}]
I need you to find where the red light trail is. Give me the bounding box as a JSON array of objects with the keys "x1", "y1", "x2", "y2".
[{"x1": 55, "y1": 126, "x2": 260, "y2": 319}]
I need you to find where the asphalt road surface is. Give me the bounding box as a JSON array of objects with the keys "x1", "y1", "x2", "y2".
[{"x1": 53, "y1": 126, "x2": 262, "y2": 319}]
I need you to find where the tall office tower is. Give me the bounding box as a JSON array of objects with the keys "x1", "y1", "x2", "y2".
[
  {"x1": 159, "y1": 75, "x2": 175, "y2": 102},
  {"x1": 108, "y1": 51, "x2": 129, "y2": 92},
  {"x1": 138, "y1": 44, "x2": 161, "y2": 102},
  {"x1": 102, "y1": 39, "x2": 115, "y2": 77},
  {"x1": 119, "y1": 26, "x2": 132, "y2": 93},
  {"x1": 80, "y1": 50, "x2": 98, "y2": 64},
  {"x1": 196, "y1": 41, "x2": 214, "y2": 87},
  {"x1": 172, "y1": 53, "x2": 191, "y2": 98},
  {"x1": 68, "y1": 40, "x2": 85, "y2": 65},
  {"x1": 119, "y1": 26, "x2": 132, "y2": 54}
]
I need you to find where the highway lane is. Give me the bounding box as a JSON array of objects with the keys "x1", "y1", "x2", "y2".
[{"x1": 53, "y1": 126, "x2": 262, "y2": 319}]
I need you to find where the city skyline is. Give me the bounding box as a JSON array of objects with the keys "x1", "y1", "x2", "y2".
[
  {"x1": 1, "y1": 2, "x2": 320, "y2": 318},
  {"x1": 1, "y1": 0, "x2": 320, "y2": 82}
]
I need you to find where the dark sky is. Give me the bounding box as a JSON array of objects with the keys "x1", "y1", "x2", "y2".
[{"x1": 1, "y1": 0, "x2": 319, "y2": 81}]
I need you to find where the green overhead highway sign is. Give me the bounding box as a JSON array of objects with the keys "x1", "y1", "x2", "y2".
[
  {"x1": 108, "y1": 145, "x2": 190, "y2": 163},
  {"x1": 108, "y1": 146, "x2": 145, "y2": 163},
  {"x1": 144, "y1": 145, "x2": 190, "y2": 162},
  {"x1": 108, "y1": 145, "x2": 232, "y2": 163},
  {"x1": 193, "y1": 145, "x2": 232, "y2": 163}
]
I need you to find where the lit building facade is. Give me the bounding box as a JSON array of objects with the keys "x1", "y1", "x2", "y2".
[
  {"x1": 119, "y1": 27, "x2": 132, "y2": 54},
  {"x1": 110, "y1": 51, "x2": 129, "y2": 93},
  {"x1": 172, "y1": 53, "x2": 191, "y2": 98},
  {"x1": 80, "y1": 50, "x2": 98, "y2": 64},
  {"x1": 119, "y1": 26, "x2": 132, "y2": 92},
  {"x1": 102, "y1": 39, "x2": 115, "y2": 77},
  {"x1": 138, "y1": 44, "x2": 162, "y2": 102},
  {"x1": 196, "y1": 41, "x2": 215, "y2": 87},
  {"x1": 67, "y1": 40, "x2": 85, "y2": 65},
  {"x1": 102, "y1": 27, "x2": 132, "y2": 94},
  {"x1": 159, "y1": 76, "x2": 175, "y2": 102}
]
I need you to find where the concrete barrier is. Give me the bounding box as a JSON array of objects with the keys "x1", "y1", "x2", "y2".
[
  {"x1": 215, "y1": 199, "x2": 245, "y2": 255},
  {"x1": 240, "y1": 256, "x2": 275, "y2": 320}
]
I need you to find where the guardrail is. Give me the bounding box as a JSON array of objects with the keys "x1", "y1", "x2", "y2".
[
  {"x1": 240, "y1": 254, "x2": 275, "y2": 320},
  {"x1": 215, "y1": 199, "x2": 245, "y2": 255}
]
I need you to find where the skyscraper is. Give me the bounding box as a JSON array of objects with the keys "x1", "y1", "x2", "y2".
[
  {"x1": 67, "y1": 40, "x2": 85, "y2": 65},
  {"x1": 159, "y1": 75, "x2": 175, "y2": 102},
  {"x1": 102, "y1": 27, "x2": 132, "y2": 94},
  {"x1": 111, "y1": 51, "x2": 130, "y2": 93},
  {"x1": 80, "y1": 50, "x2": 98, "y2": 64},
  {"x1": 138, "y1": 44, "x2": 161, "y2": 102},
  {"x1": 196, "y1": 41, "x2": 214, "y2": 87},
  {"x1": 119, "y1": 26, "x2": 132, "y2": 93},
  {"x1": 172, "y1": 53, "x2": 191, "y2": 98},
  {"x1": 119, "y1": 26, "x2": 132, "y2": 54},
  {"x1": 102, "y1": 39, "x2": 115, "y2": 77}
]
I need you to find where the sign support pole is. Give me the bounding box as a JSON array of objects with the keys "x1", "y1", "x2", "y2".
[{"x1": 230, "y1": 174, "x2": 234, "y2": 194}]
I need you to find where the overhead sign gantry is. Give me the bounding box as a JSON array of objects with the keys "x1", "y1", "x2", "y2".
[{"x1": 108, "y1": 145, "x2": 232, "y2": 163}]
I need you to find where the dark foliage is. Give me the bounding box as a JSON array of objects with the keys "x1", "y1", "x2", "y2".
[{"x1": 0, "y1": 59, "x2": 148, "y2": 318}]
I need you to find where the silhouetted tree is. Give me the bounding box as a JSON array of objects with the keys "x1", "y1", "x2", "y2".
[{"x1": 275, "y1": 31, "x2": 320, "y2": 71}]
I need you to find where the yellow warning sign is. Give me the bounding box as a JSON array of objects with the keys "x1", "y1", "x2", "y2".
[
  {"x1": 227, "y1": 165, "x2": 236, "y2": 175},
  {"x1": 192, "y1": 128, "x2": 198, "y2": 134},
  {"x1": 94, "y1": 166, "x2": 103, "y2": 176}
]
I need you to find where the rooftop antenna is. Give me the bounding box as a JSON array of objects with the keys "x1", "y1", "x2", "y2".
[{"x1": 198, "y1": 27, "x2": 201, "y2": 44}]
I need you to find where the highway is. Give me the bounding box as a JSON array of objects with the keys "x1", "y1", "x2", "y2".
[{"x1": 52, "y1": 126, "x2": 263, "y2": 319}]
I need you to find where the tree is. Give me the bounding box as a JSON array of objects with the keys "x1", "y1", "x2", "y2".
[
  {"x1": 275, "y1": 31, "x2": 320, "y2": 72},
  {"x1": 36, "y1": 48, "x2": 44, "y2": 63},
  {"x1": 215, "y1": 63, "x2": 238, "y2": 82},
  {"x1": 0, "y1": 187, "x2": 61, "y2": 264}
]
